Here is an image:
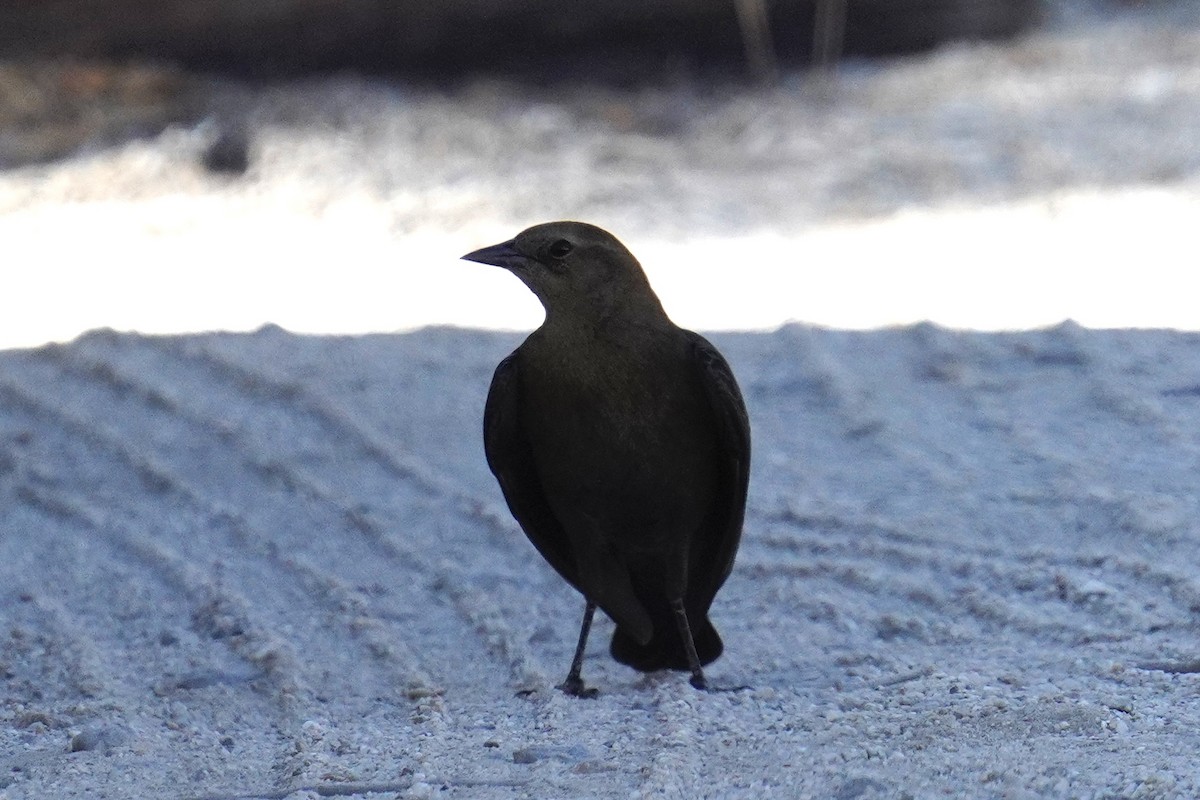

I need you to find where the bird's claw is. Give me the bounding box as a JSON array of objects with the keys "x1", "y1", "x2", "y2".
[
  {"x1": 692, "y1": 680, "x2": 752, "y2": 693},
  {"x1": 558, "y1": 677, "x2": 599, "y2": 698}
]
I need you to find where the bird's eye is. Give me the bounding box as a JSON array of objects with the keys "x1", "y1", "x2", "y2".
[{"x1": 547, "y1": 239, "x2": 574, "y2": 259}]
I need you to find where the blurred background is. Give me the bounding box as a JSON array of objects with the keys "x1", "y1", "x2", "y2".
[{"x1": 1, "y1": 0, "x2": 1197, "y2": 347}]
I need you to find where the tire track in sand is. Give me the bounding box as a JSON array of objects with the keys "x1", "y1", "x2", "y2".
[
  {"x1": 0, "y1": 383, "x2": 292, "y2": 792},
  {"x1": 58, "y1": 332, "x2": 554, "y2": 696},
  {"x1": 2, "y1": 361, "x2": 470, "y2": 790}
]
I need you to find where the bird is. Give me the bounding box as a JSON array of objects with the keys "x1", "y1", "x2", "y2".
[{"x1": 462, "y1": 221, "x2": 750, "y2": 695}]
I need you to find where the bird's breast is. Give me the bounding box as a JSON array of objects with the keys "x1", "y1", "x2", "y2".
[{"x1": 518, "y1": 335, "x2": 718, "y2": 543}]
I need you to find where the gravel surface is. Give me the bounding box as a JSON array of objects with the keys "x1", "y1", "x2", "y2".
[{"x1": 3, "y1": 323, "x2": 1200, "y2": 799}]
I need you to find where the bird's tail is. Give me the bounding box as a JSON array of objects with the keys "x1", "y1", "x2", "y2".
[{"x1": 609, "y1": 607, "x2": 723, "y2": 672}]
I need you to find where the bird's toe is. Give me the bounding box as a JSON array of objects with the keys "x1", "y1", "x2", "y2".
[{"x1": 558, "y1": 676, "x2": 599, "y2": 698}]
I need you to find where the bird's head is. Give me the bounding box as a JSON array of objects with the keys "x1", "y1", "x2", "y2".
[{"x1": 462, "y1": 221, "x2": 663, "y2": 324}]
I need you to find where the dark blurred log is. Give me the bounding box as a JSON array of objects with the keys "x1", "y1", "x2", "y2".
[
  {"x1": 844, "y1": 0, "x2": 1040, "y2": 53},
  {"x1": 0, "y1": 61, "x2": 199, "y2": 167},
  {"x1": 0, "y1": 1, "x2": 1043, "y2": 75}
]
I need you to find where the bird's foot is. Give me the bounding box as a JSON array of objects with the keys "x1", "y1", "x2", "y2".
[
  {"x1": 558, "y1": 676, "x2": 599, "y2": 699},
  {"x1": 690, "y1": 674, "x2": 752, "y2": 693}
]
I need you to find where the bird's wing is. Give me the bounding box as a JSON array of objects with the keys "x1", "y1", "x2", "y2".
[
  {"x1": 483, "y1": 352, "x2": 580, "y2": 589},
  {"x1": 683, "y1": 331, "x2": 751, "y2": 609}
]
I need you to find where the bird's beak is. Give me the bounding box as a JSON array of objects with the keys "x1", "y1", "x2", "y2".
[{"x1": 461, "y1": 239, "x2": 530, "y2": 270}]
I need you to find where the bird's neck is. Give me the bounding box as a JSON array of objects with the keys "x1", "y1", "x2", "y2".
[{"x1": 542, "y1": 289, "x2": 670, "y2": 340}]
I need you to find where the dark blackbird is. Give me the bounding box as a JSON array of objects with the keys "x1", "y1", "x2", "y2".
[{"x1": 462, "y1": 221, "x2": 750, "y2": 695}]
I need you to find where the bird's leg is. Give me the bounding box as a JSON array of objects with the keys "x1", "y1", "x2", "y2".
[
  {"x1": 558, "y1": 600, "x2": 599, "y2": 698},
  {"x1": 669, "y1": 598, "x2": 708, "y2": 690}
]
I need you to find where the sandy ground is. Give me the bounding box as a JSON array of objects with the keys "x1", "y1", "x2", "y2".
[
  {"x1": 3, "y1": 3, "x2": 1200, "y2": 799},
  {"x1": 4, "y1": 324, "x2": 1200, "y2": 800}
]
